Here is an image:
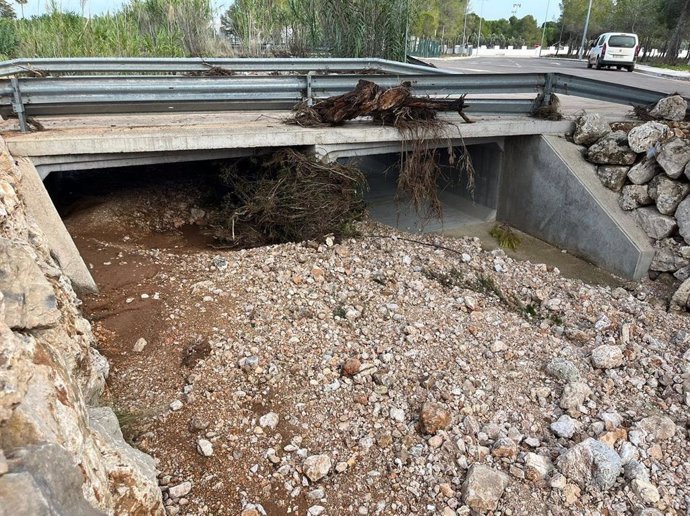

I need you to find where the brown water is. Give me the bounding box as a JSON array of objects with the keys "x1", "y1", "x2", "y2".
[{"x1": 443, "y1": 222, "x2": 627, "y2": 288}]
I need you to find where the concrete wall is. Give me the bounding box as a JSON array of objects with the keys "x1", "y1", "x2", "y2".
[
  {"x1": 343, "y1": 142, "x2": 500, "y2": 233},
  {"x1": 498, "y1": 134, "x2": 653, "y2": 280}
]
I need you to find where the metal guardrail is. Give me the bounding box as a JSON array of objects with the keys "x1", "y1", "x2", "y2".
[
  {"x1": 0, "y1": 57, "x2": 449, "y2": 78},
  {"x1": 0, "y1": 58, "x2": 684, "y2": 133}
]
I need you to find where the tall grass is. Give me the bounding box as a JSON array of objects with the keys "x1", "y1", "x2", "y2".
[
  {"x1": 223, "y1": 0, "x2": 416, "y2": 60},
  {"x1": 2, "y1": 0, "x2": 228, "y2": 59},
  {"x1": 1, "y1": 0, "x2": 415, "y2": 59}
]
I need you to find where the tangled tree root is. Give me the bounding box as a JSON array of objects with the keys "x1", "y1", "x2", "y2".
[
  {"x1": 285, "y1": 79, "x2": 471, "y2": 127},
  {"x1": 632, "y1": 104, "x2": 657, "y2": 121},
  {"x1": 211, "y1": 149, "x2": 367, "y2": 248}
]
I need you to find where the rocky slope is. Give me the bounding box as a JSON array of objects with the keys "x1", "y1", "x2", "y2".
[{"x1": 0, "y1": 141, "x2": 164, "y2": 515}]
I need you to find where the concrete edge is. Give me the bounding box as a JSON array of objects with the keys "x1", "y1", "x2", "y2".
[
  {"x1": 16, "y1": 157, "x2": 97, "y2": 294},
  {"x1": 5, "y1": 119, "x2": 575, "y2": 158},
  {"x1": 542, "y1": 134, "x2": 654, "y2": 279}
]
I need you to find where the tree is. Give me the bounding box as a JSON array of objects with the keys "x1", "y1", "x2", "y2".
[
  {"x1": 666, "y1": 0, "x2": 690, "y2": 63},
  {"x1": 559, "y1": 0, "x2": 615, "y2": 53},
  {"x1": 0, "y1": 0, "x2": 15, "y2": 18}
]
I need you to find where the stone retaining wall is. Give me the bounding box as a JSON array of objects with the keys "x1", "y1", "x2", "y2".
[{"x1": 575, "y1": 95, "x2": 690, "y2": 310}]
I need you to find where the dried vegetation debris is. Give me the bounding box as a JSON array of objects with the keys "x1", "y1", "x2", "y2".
[
  {"x1": 285, "y1": 79, "x2": 471, "y2": 127},
  {"x1": 284, "y1": 79, "x2": 476, "y2": 226},
  {"x1": 210, "y1": 148, "x2": 367, "y2": 248}
]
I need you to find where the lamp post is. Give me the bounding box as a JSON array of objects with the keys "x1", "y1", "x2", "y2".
[
  {"x1": 477, "y1": 0, "x2": 485, "y2": 56},
  {"x1": 577, "y1": 0, "x2": 594, "y2": 60},
  {"x1": 462, "y1": 1, "x2": 469, "y2": 55},
  {"x1": 403, "y1": 0, "x2": 410, "y2": 62},
  {"x1": 539, "y1": 0, "x2": 551, "y2": 57}
]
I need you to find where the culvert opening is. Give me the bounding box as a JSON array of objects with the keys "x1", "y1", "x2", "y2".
[
  {"x1": 44, "y1": 143, "x2": 486, "y2": 257},
  {"x1": 345, "y1": 142, "x2": 501, "y2": 234}
]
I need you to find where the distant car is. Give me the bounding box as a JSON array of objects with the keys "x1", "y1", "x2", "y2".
[{"x1": 587, "y1": 32, "x2": 639, "y2": 72}]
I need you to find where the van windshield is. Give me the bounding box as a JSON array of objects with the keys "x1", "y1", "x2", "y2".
[{"x1": 608, "y1": 35, "x2": 636, "y2": 48}]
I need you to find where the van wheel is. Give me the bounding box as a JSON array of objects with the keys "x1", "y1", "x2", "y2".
[
  {"x1": 595, "y1": 58, "x2": 602, "y2": 70},
  {"x1": 627, "y1": 65, "x2": 635, "y2": 72},
  {"x1": 616, "y1": 66, "x2": 621, "y2": 70},
  {"x1": 587, "y1": 60, "x2": 592, "y2": 69}
]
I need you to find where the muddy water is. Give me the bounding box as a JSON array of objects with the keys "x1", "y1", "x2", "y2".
[{"x1": 443, "y1": 222, "x2": 627, "y2": 288}]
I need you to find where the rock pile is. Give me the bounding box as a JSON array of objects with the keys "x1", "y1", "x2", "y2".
[{"x1": 576, "y1": 96, "x2": 690, "y2": 309}]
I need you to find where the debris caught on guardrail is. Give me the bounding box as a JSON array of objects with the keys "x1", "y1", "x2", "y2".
[
  {"x1": 532, "y1": 94, "x2": 563, "y2": 121},
  {"x1": 285, "y1": 79, "x2": 471, "y2": 127},
  {"x1": 186, "y1": 65, "x2": 236, "y2": 77}
]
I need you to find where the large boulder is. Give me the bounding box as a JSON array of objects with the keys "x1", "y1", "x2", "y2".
[
  {"x1": 634, "y1": 207, "x2": 677, "y2": 240},
  {"x1": 676, "y1": 196, "x2": 690, "y2": 244},
  {"x1": 0, "y1": 443, "x2": 105, "y2": 516},
  {"x1": 573, "y1": 113, "x2": 610, "y2": 146},
  {"x1": 619, "y1": 185, "x2": 653, "y2": 211},
  {"x1": 461, "y1": 464, "x2": 509, "y2": 513},
  {"x1": 628, "y1": 159, "x2": 660, "y2": 185},
  {"x1": 0, "y1": 238, "x2": 61, "y2": 331},
  {"x1": 596, "y1": 166, "x2": 629, "y2": 192},
  {"x1": 648, "y1": 175, "x2": 690, "y2": 215},
  {"x1": 671, "y1": 278, "x2": 690, "y2": 310},
  {"x1": 649, "y1": 94, "x2": 688, "y2": 122},
  {"x1": 627, "y1": 121, "x2": 671, "y2": 153},
  {"x1": 657, "y1": 137, "x2": 690, "y2": 179},
  {"x1": 556, "y1": 438, "x2": 622, "y2": 491},
  {"x1": 650, "y1": 239, "x2": 690, "y2": 272},
  {"x1": 88, "y1": 407, "x2": 164, "y2": 514},
  {"x1": 586, "y1": 131, "x2": 637, "y2": 165}
]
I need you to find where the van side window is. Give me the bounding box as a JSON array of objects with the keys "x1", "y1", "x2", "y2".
[{"x1": 597, "y1": 35, "x2": 606, "y2": 46}]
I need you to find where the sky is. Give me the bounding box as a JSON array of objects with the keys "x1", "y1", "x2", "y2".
[
  {"x1": 476, "y1": 0, "x2": 559, "y2": 23},
  {"x1": 18, "y1": 0, "x2": 559, "y2": 23}
]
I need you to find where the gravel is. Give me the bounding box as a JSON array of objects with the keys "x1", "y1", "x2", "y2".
[{"x1": 71, "y1": 194, "x2": 690, "y2": 515}]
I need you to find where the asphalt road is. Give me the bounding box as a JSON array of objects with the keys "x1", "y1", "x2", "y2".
[{"x1": 427, "y1": 57, "x2": 690, "y2": 97}]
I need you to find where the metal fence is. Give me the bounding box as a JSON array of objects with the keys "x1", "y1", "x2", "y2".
[{"x1": 0, "y1": 58, "x2": 683, "y2": 133}]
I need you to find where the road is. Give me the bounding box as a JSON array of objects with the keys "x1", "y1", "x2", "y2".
[{"x1": 427, "y1": 57, "x2": 690, "y2": 97}]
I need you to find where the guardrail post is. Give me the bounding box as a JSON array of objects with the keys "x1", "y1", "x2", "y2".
[
  {"x1": 543, "y1": 73, "x2": 555, "y2": 106},
  {"x1": 10, "y1": 77, "x2": 28, "y2": 133},
  {"x1": 306, "y1": 72, "x2": 314, "y2": 106}
]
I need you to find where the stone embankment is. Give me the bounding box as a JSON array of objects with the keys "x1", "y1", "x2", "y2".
[
  {"x1": 576, "y1": 95, "x2": 690, "y2": 310},
  {"x1": 0, "y1": 141, "x2": 163, "y2": 514}
]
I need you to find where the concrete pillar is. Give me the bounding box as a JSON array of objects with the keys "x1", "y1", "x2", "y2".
[{"x1": 17, "y1": 157, "x2": 97, "y2": 294}]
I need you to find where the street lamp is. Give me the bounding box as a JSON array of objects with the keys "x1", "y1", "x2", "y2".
[
  {"x1": 538, "y1": 0, "x2": 551, "y2": 57},
  {"x1": 577, "y1": 0, "x2": 594, "y2": 60},
  {"x1": 477, "y1": 0, "x2": 486, "y2": 56},
  {"x1": 462, "y1": 1, "x2": 469, "y2": 55}
]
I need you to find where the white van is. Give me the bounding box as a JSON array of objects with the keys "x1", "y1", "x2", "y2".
[{"x1": 587, "y1": 32, "x2": 639, "y2": 72}]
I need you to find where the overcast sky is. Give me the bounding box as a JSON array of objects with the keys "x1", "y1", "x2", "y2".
[{"x1": 19, "y1": 0, "x2": 559, "y2": 23}]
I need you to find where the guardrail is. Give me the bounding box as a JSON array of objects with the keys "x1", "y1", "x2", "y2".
[
  {"x1": 0, "y1": 57, "x2": 449, "y2": 78},
  {"x1": 0, "y1": 58, "x2": 684, "y2": 133}
]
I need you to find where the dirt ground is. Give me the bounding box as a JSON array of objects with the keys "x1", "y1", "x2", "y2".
[{"x1": 60, "y1": 178, "x2": 690, "y2": 516}]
